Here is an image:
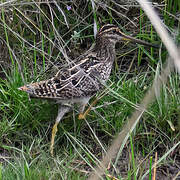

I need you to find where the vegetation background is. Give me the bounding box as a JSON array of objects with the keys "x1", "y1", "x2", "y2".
[{"x1": 0, "y1": 0, "x2": 180, "y2": 179}]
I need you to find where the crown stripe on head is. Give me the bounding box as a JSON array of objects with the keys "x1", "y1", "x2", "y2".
[{"x1": 99, "y1": 24, "x2": 117, "y2": 32}]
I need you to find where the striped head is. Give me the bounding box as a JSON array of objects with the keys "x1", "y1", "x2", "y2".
[
  {"x1": 96, "y1": 24, "x2": 158, "y2": 48},
  {"x1": 96, "y1": 24, "x2": 126, "y2": 42}
]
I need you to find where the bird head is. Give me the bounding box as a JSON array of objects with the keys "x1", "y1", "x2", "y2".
[{"x1": 97, "y1": 24, "x2": 158, "y2": 48}]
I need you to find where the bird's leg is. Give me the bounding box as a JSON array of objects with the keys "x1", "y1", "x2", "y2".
[
  {"x1": 78, "y1": 97, "x2": 90, "y2": 120},
  {"x1": 50, "y1": 105, "x2": 70, "y2": 156},
  {"x1": 78, "y1": 105, "x2": 87, "y2": 120},
  {"x1": 78, "y1": 97, "x2": 98, "y2": 119}
]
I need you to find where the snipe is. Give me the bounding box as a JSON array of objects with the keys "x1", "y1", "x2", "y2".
[{"x1": 18, "y1": 24, "x2": 157, "y2": 155}]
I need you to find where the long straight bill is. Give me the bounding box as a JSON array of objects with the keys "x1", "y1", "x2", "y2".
[{"x1": 121, "y1": 33, "x2": 159, "y2": 48}]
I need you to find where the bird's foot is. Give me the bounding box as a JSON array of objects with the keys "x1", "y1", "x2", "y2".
[
  {"x1": 78, "y1": 113, "x2": 86, "y2": 120},
  {"x1": 78, "y1": 98, "x2": 98, "y2": 120}
]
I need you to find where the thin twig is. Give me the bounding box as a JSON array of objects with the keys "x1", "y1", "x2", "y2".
[{"x1": 153, "y1": 152, "x2": 157, "y2": 180}]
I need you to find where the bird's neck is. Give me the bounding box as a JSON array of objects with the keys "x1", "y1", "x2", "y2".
[{"x1": 93, "y1": 37, "x2": 116, "y2": 60}]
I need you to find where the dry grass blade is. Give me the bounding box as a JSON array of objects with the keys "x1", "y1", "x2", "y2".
[
  {"x1": 1, "y1": 1, "x2": 179, "y2": 179},
  {"x1": 152, "y1": 152, "x2": 157, "y2": 180},
  {"x1": 137, "y1": 0, "x2": 180, "y2": 71},
  {"x1": 88, "y1": 1, "x2": 180, "y2": 179},
  {"x1": 172, "y1": 170, "x2": 180, "y2": 180},
  {"x1": 88, "y1": 58, "x2": 173, "y2": 179}
]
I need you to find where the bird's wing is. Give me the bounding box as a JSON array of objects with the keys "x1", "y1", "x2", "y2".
[{"x1": 19, "y1": 54, "x2": 104, "y2": 100}]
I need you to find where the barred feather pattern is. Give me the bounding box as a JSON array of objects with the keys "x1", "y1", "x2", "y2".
[{"x1": 19, "y1": 24, "x2": 137, "y2": 102}]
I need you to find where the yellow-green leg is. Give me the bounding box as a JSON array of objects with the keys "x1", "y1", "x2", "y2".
[
  {"x1": 50, "y1": 106, "x2": 70, "y2": 156},
  {"x1": 50, "y1": 122, "x2": 58, "y2": 156},
  {"x1": 78, "y1": 98, "x2": 98, "y2": 119}
]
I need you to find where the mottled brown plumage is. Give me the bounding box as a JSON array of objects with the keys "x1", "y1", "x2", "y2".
[{"x1": 18, "y1": 24, "x2": 157, "y2": 155}]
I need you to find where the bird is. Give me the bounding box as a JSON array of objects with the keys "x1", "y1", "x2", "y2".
[{"x1": 18, "y1": 24, "x2": 157, "y2": 155}]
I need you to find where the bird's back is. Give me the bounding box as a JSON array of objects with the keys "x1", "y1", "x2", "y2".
[
  {"x1": 19, "y1": 50, "x2": 111, "y2": 101},
  {"x1": 19, "y1": 24, "x2": 120, "y2": 101}
]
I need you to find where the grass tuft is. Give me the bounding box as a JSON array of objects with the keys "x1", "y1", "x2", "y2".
[{"x1": 0, "y1": 0, "x2": 179, "y2": 179}]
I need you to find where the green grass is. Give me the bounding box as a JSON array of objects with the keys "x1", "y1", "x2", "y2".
[{"x1": 0, "y1": 0, "x2": 180, "y2": 179}]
